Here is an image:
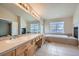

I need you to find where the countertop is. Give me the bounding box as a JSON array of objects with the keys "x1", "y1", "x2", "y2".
[{"x1": 0, "y1": 34, "x2": 42, "y2": 55}]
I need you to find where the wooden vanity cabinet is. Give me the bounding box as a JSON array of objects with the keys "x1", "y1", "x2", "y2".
[{"x1": 1, "y1": 35, "x2": 45, "y2": 56}]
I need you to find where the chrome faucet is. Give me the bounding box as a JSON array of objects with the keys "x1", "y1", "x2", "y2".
[
  {"x1": 10, "y1": 35, "x2": 16, "y2": 40},
  {"x1": 12, "y1": 35, "x2": 16, "y2": 39}
]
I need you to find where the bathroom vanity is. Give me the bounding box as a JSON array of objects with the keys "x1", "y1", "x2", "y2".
[{"x1": 0, "y1": 34, "x2": 45, "y2": 56}]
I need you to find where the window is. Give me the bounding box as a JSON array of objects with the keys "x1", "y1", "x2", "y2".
[
  {"x1": 30, "y1": 23, "x2": 40, "y2": 33},
  {"x1": 49, "y1": 22, "x2": 64, "y2": 33}
]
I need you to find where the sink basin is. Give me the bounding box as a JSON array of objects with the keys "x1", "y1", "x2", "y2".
[{"x1": 4, "y1": 39, "x2": 16, "y2": 44}]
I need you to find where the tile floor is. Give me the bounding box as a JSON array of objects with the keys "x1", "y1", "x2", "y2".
[{"x1": 34, "y1": 42, "x2": 79, "y2": 56}]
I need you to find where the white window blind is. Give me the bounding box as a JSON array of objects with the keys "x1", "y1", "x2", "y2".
[
  {"x1": 49, "y1": 22, "x2": 64, "y2": 33},
  {"x1": 30, "y1": 23, "x2": 40, "y2": 33}
]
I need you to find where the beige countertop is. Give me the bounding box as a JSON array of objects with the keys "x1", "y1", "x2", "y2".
[{"x1": 0, "y1": 34, "x2": 42, "y2": 55}]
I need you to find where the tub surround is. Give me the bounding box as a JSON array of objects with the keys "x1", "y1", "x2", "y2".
[{"x1": 44, "y1": 34, "x2": 77, "y2": 46}]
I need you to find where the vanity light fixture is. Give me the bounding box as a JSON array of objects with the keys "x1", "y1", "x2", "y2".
[
  {"x1": 19, "y1": 3, "x2": 29, "y2": 10},
  {"x1": 31, "y1": 10, "x2": 40, "y2": 20},
  {"x1": 16, "y1": 3, "x2": 40, "y2": 21}
]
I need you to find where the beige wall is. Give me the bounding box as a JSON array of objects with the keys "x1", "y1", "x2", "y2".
[
  {"x1": 0, "y1": 6, "x2": 18, "y2": 35},
  {"x1": 73, "y1": 4, "x2": 79, "y2": 27},
  {"x1": 44, "y1": 16, "x2": 73, "y2": 35},
  {"x1": 73, "y1": 4, "x2": 79, "y2": 46}
]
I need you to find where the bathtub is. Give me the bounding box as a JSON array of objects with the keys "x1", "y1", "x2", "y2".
[{"x1": 44, "y1": 34, "x2": 78, "y2": 46}]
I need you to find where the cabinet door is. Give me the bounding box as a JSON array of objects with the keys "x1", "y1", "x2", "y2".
[
  {"x1": 27, "y1": 45, "x2": 35, "y2": 56},
  {"x1": 24, "y1": 43, "x2": 32, "y2": 56},
  {"x1": 2, "y1": 50, "x2": 15, "y2": 56},
  {"x1": 16, "y1": 44, "x2": 26, "y2": 56}
]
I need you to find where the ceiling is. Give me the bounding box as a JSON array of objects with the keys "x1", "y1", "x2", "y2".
[
  {"x1": 0, "y1": 3, "x2": 78, "y2": 21},
  {"x1": 0, "y1": 3, "x2": 37, "y2": 22},
  {"x1": 30, "y1": 3, "x2": 78, "y2": 20}
]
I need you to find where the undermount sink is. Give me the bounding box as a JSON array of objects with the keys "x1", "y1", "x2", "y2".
[
  {"x1": 4, "y1": 39, "x2": 16, "y2": 44},
  {"x1": 4, "y1": 37, "x2": 22, "y2": 44},
  {"x1": 4, "y1": 37, "x2": 25, "y2": 44}
]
